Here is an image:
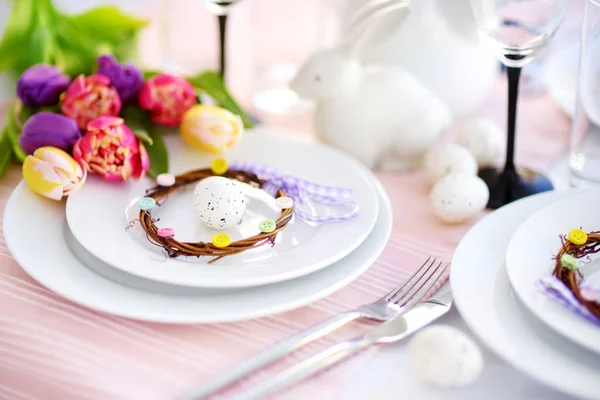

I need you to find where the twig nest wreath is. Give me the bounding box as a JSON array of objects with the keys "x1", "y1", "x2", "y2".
[
  {"x1": 544, "y1": 228, "x2": 600, "y2": 320},
  {"x1": 131, "y1": 157, "x2": 360, "y2": 263},
  {"x1": 409, "y1": 325, "x2": 484, "y2": 388},
  {"x1": 193, "y1": 176, "x2": 246, "y2": 229}
]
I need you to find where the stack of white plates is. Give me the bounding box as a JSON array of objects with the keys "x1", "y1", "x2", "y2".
[
  {"x1": 451, "y1": 189, "x2": 600, "y2": 399},
  {"x1": 3, "y1": 132, "x2": 392, "y2": 323}
]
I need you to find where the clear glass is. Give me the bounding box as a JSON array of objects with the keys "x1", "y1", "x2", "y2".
[
  {"x1": 470, "y1": 0, "x2": 566, "y2": 209},
  {"x1": 250, "y1": 0, "x2": 340, "y2": 116},
  {"x1": 570, "y1": 0, "x2": 600, "y2": 187},
  {"x1": 471, "y1": 0, "x2": 567, "y2": 67}
]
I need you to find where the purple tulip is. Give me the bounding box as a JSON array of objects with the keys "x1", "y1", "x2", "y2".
[
  {"x1": 16, "y1": 64, "x2": 70, "y2": 107},
  {"x1": 20, "y1": 112, "x2": 81, "y2": 154},
  {"x1": 96, "y1": 54, "x2": 144, "y2": 103}
]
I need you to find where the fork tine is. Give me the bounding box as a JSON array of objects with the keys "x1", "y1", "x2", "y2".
[
  {"x1": 390, "y1": 260, "x2": 441, "y2": 305},
  {"x1": 383, "y1": 257, "x2": 436, "y2": 302},
  {"x1": 395, "y1": 262, "x2": 449, "y2": 308}
]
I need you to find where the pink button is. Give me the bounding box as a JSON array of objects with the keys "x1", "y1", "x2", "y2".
[
  {"x1": 157, "y1": 173, "x2": 176, "y2": 187},
  {"x1": 157, "y1": 228, "x2": 175, "y2": 238},
  {"x1": 275, "y1": 196, "x2": 294, "y2": 209}
]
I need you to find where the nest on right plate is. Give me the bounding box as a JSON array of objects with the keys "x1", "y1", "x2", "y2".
[{"x1": 552, "y1": 229, "x2": 600, "y2": 319}]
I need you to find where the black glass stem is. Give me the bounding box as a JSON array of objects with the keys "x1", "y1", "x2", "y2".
[
  {"x1": 479, "y1": 56, "x2": 553, "y2": 209},
  {"x1": 505, "y1": 65, "x2": 520, "y2": 174},
  {"x1": 217, "y1": 13, "x2": 227, "y2": 78}
]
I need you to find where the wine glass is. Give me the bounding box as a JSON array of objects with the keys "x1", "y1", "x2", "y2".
[
  {"x1": 203, "y1": 0, "x2": 245, "y2": 79},
  {"x1": 470, "y1": 0, "x2": 566, "y2": 209}
]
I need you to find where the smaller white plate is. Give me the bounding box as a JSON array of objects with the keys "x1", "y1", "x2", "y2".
[
  {"x1": 452, "y1": 189, "x2": 600, "y2": 400},
  {"x1": 4, "y1": 178, "x2": 391, "y2": 323},
  {"x1": 506, "y1": 190, "x2": 600, "y2": 355},
  {"x1": 66, "y1": 133, "x2": 379, "y2": 288}
]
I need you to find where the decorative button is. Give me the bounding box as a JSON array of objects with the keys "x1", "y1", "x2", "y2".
[
  {"x1": 560, "y1": 254, "x2": 578, "y2": 270},
  {"x1": 157, "y1": 228, "x2": 175, "y2": 238},
  {"x1": 211, "y1": 157, "x2": 228, "y2": 175},
  {"x1": 157, "y1": 173, "x2": 176, "y2": 187},
  {"x1": 275, "y1": 196, "x2": 294, "y2": 209},
  {"x1": 568, "y1": 228, "x2": 587, "y2": 245},
  {"x1": 138, "y1": 197, "x2": 156, "y2": 211},
  {"x1": 259, "y1": 219, "x2": 276, "y2": 233},
  {"x1": 212, "y1": 233, "x2": 231, "y2": 248}
]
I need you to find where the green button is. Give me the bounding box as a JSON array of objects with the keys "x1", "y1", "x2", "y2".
[
  {"x1": 560, "y1": 254, "x2": 578, "y2": 270},
  {"x1": 259, "y1": 219, "x2": 276, "y2": 233},
  {"x1": 138, "y1": 197, "x2": 156, "y2": 211}
]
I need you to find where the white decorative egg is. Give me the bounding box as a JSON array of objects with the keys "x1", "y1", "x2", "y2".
[
  {"x1": 409, "y1": 325, "x2": 484, "y2": 388},
  {"x1": 430, "y1": 173, "x2": 489, "y2": 223},
  {"x1": 424, "y1": 144, "x2": 477, "y2": 184},
  {"x1": 193, "y1": 176, "x2": 246, "y2": 229},
  {"x1": 457, "y1": 118, "x2": 504, "y2": 167}
]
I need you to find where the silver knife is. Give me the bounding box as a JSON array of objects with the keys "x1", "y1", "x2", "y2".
[{"x1": 231, "y1": 286, "x2": 453, "y2": 400}]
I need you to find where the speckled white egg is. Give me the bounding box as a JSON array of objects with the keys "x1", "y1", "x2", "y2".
[
  {"x1": 424, "y1": 144, "x2": 477, "y2": 184},
  {"x1": 457, "y1": 118, "x2": 504, "y2": 167},
  {"x1": 430, "y1": 173, "x2": 489, "y2": 223},
  {"x1": 409, "y1": 325, "x2": 484, "y2": 388},
  {"x1": 193, "y1": 176, "x2": 246, "y2": 229}
]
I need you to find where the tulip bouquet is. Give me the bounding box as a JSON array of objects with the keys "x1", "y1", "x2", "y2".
[
  {"x1": 0, "y1": 0, "x2": 253, "y2": 200},
  {"x1": 2, "y1": 54, "x2": 253, "y2": 200}
]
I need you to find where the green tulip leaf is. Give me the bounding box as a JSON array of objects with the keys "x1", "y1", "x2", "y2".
[
  {"x1": 133, "y1": 128, "x2": 153, "y2": 146},
  {"x1": 66, "y1": 6, "x2": 149, "y2": 45},
  {"x1": 186, "y1": 70, "x2": 254, "y2": 129},
  {"x1": 143, "y1": 70, "x2": 161, "y2": 80},
  {"x1": 144, "y1": 125, "x2": 169, "y2": 178},
  {"x1": 6, "y1": 102, "x2": 28, "y2": 162},
  {"x1": 0, "y1": 0, "x2": 37, "y2": 72},
  {"x1": 0, "y1": 126, "x2": 14, "y2": 181}
]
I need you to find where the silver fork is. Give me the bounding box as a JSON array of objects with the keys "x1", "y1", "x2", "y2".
[
  {"x1": 233, "y1": 284, "x2": 453, "y2": 400},
  {"x1": 181, "y1": 257, "x2": 446, "y2": 400}
]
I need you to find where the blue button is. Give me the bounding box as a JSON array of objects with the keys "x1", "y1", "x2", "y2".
[{"x1": 138, "y1": 197, "x2": 156, "y2": 211}]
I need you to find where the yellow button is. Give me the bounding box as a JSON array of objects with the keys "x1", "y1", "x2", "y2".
[
  {"x1": 212, "y1": 233, "x2": 231, "y2": 248},
  {"x1": 211, "y1": 157, "x2": 228, "y2": 175},
  {"x1": 568, "y1": 228, "x2": 587, "y2": 245}
]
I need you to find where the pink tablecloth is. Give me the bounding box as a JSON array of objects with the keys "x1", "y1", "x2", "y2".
[{"x1": 0, "y1": 78, "x2": 570, "y2": 400}]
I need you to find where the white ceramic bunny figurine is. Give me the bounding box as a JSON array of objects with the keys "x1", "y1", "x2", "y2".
[{"x1": 289, "y1": 1, "x2": 452, "y2": 171}]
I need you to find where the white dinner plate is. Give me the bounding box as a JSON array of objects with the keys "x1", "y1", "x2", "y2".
[
  {"x1": 506, "y1": 190, "x2": 600, "y2": 355},
  {"x1": 451, "y1": 189, "x2": 600, "y2": 400},
  {"x1": 65, "y1": 133, "x2": 379, "y2": 288},
  {"x1": 3, "y1": 175, "x2": 391, "y2": 323}
]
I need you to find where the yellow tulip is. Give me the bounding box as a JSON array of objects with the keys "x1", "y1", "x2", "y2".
[
  {"x1": 22, "y1": 146, "x2": 87, "y2": 200},
  {"x1": 180, "y1": 105, "x2": 244, "y2": 153}
]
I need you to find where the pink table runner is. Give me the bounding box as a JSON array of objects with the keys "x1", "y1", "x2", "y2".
[{"x1": 0, "y1": 79, "x2": 569, "y2": 400}]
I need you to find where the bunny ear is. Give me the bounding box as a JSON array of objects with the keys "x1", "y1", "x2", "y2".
[
  {"x1": 433, "y1": 0, "x2": 480, "y2": 43},
  {"x1": 338, "y1": 0, "x2": 411, "y2": 59}
]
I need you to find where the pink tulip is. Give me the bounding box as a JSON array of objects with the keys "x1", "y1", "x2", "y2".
[
  {"x1": 138, "y1": 74, "x2": 196, "y2": 126},
  {"x1": 73, "y1": 116, "x2": 149, "y2": 182},
  {"x1": 61, "y1": 74, "x2": 122, "y2": 130}
]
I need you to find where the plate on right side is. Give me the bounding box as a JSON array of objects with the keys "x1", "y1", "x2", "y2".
[
  {"x1": 505, "y1": 189, "x2": 600, "y2": 355},
  {"x1": 451, "y1": 189, "x2": 600, "y2": 400}
]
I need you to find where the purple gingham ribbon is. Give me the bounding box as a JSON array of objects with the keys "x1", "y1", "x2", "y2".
[
  {"x1": 536, "y1": 276, "x2": 600, "y2": 326},
  {"x1": 229, "y1": 160, "x2": 360, "y2": 223}
]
